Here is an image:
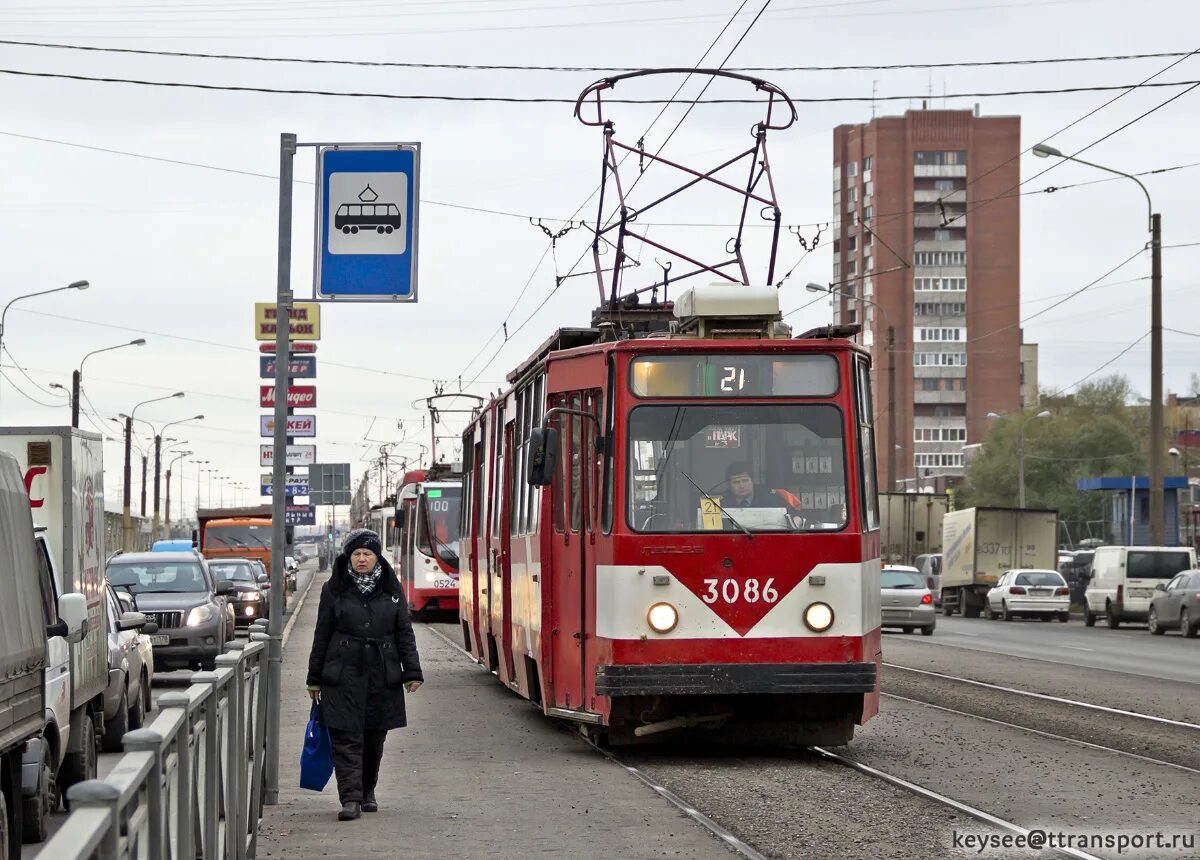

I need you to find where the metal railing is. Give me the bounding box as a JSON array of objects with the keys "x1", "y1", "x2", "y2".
[{"x1": 41, "y1": 624, "x2": 272, "y2": 859}]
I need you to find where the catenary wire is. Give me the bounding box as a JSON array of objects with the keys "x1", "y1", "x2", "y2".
[
  {"x1": 1044, "y1": 332, "x2": 1150, "y2": 398},
  {"x1": 0, "y1": 39, "x2": 1189, "y2": 73},
  {"x1": 4, "y1": 66, "x2": 1200, "y2": 104}
]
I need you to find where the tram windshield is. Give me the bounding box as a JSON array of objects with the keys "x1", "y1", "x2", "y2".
[
  {"x1": 626, "y1": 403, "x2": 848, "y2": 533},
  {"x1": 418, "y1": 487, "x2": 462, "y2": 567}
]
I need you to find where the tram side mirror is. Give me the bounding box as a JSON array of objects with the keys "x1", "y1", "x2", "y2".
[{"x1": 528, "y1": 427, "x2": 559, "y2": 487}]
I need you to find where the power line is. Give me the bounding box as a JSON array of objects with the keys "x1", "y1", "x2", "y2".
[
  {"x1": 0, "y1": 39, "x2": 1190, "y2": 73},
  {"x1": 5, "y1": 66, "x2": 1200, "y2": 104},
  {"x1": 1045, "y1": 332, "x2": 1150, "y2": 398}
]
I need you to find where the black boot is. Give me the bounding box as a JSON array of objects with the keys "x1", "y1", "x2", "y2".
[
  {"x1": 362, "y1": 791, "x2": 378, "y2": 813},
  {"x1": 338, "y1": 801, "x2": 362, "y2": 821}
]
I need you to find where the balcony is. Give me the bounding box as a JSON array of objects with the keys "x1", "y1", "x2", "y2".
[
  {"x1": 914, "y1": 213, "x2": 966, "y2": 230},
  {"x1": 912, "y1": 239, "x2": 966, "y2": 252},
  {"x1": 914, "y1": 389, "x2": 968, "y2": 405},
  {"x1": 913, "y1": 189, "x2": 966, "y2": 204},
  {"x1": 914, "y1": 164, "x2": 967, "y2": 178}
]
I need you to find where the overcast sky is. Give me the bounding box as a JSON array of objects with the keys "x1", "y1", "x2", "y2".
[{"x1": 1, "y1": 0, "x2": 1197, "y2": 520}]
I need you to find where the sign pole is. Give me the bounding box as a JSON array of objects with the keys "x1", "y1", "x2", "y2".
[{"x1": 266, "y1": 131, "x2": 296, "y2": 806}]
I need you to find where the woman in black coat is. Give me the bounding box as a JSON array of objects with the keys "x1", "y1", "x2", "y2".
[{"x1": 307, "y1": 529, "x2": 423, "y2": 821}]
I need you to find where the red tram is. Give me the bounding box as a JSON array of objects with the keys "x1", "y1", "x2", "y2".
[
  {"x1": 392, "y1": 466, "x2": 463, "y2": 618},
  {"x1": 458, "y1": 286, "x2": 882, "y2": 744}
]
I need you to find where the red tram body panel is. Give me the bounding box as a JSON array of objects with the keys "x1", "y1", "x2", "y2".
[
  {"x1": 393, "y1": 467, "x2": 463, "y2": 617},
  {"x1": 458, "y1": 290, "x2": 882, "y2": 743}
]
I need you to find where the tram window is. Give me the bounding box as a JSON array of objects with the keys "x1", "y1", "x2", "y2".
[
  {"x1": 602, "y1": 361, "x2": 616, "y2": 535},
  {"x1": 511, "y1": 390, "x2": 523, "y2": 537},
  {"x1": 570, "y1": 392, "x2": 583, "y2": 533},
  {"x1": 855, "y1": 358, "x2": 880, "y2": 531},
  {"x1": 472, "y1": 439, "x2": 484, "y2": 540},
  {"x1": 529, "y1": 374, "x2": 544, "y2": 533},
  {"x1": 626, "y1": 403, "x2": 848, "y2": 534},
  {"x1": 492, "y1": 403, "x2": 506, "y2": 540},
  {"x1": 551, "y1": 395, "x2": 566, "y2": 533}
]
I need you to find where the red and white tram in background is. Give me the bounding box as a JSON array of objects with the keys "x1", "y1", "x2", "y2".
[
  {"x1": 458, "y1": 285, "x2": 882, "y2": 745},
  {"x1": 393, "y1": 467, "x2": 463, "y2": 618}
]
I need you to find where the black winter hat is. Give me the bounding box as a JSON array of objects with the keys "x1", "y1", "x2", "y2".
[{"x1": 341, "y1": 528, "x2": 383, "y2": 558}]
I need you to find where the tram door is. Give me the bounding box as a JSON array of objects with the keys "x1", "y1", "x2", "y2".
[{"x1": 548, "y1": 390, "x2": 599, "y2": 711}]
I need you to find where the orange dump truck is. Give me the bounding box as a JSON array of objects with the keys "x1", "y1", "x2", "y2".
[{"x1": 197, "y1": 505, "x2": 273, "y2": 571}]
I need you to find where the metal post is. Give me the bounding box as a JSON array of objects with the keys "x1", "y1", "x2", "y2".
[
  {"x1": 140, "y1": 454, "x2": 147, "y2": 518},
  {"x1": 152, "y1": 434, "x2": 162, "y2": 541},
  {"x1": 1017, "y1": 423, "x2": 1026, "y2": 509},
  {"x1": 1149, "y1": 212, "x2": 1164, "y2": 545},
  {"x1": 71, "y1": 368, "x2": 81, "y2": 429},
  {"x1": 886, "y1": 325, "x2": 896, "y2": 493},
  {"x1": 123, "y1": 416, "x2": 133, "y2": 552},
  {"x1": 265, "y1": 131, "x2": 296, "y2": 805},
  {"x1": 165, "y1": 469, "x2": 172, "y2": 534}
]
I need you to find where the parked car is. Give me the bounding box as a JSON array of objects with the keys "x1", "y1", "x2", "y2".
[
  {"x1": 913, "y1": 553, "x2": 943, "y2": 607},
  {"x1": 100, "y1": 585, "x2": 156, "y2": 751},
  {"x1": 985, "y1": 569, "x2": 1070, "y2": 622},
  {"x1": 1084, "y1": 546, "x2": 1197, "y2": 628},
  {"x1": 880, "y1": 566, "x2": 936, "y2": 635},
  {"x1": 105, "y1": 552, "x2": 236, "y2": 672},
  {"x1": 207, "y1": 558, "x2": 268, "y2": 626},
  {"x1": 1148, "y1": 570, "x2": 1200, "y2": 638}
]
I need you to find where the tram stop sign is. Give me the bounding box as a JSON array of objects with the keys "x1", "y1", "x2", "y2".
[{"x1": 314, "y1": 145, "x2": 420, "y2": 302}]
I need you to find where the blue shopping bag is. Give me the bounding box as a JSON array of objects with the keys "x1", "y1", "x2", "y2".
[{"x1": 299, "y1": 701, "x2": 334, "y2": 791}]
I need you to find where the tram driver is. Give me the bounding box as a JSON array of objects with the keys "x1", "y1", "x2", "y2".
[{"x1": 721, "y1": 461, "x2": 803, "y2": 511}]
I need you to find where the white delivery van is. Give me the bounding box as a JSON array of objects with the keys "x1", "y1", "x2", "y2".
[
  {"x1": 0, "y1": 427, "x2": 109, "y2": 822},
  {"x1": 1084, "y1": 545, "x2": 1197, "y2": 628}
]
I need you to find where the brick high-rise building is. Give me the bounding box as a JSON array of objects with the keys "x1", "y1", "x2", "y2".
[{"x1": 831, "y1": 107, "x2": 1022, "y2": 491}]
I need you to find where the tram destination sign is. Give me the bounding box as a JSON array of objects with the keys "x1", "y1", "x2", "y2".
[{"x1": 313, "y1": 145, "x2": 420, "y2": 303}]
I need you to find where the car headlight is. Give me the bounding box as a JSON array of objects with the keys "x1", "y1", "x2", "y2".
[
  {"x1": 646, "y1": 602, "x2": 678, "y2": 634},
  {"x1": 186, "y1": 604, "x2": 216, "y2": 627},
  {"x1": 245, "y1": 591, "x2": 261, "y2": 601},
  {"x1": 803, "y1": 602, "x2": 834, "y2": 632}
]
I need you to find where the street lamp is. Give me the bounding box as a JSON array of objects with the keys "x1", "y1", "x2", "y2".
[
  {"x1": 73, "y1": 338, "x2": 146, "y2": 429},
  {"x1": 194, "y1": 459, "x2": 209, "y2": 515},
  {"x1": 1032, "y1": 142, "x2": 1164, "y2": 543},
  {"x1": 988, "y1": 409, "x2": 1051, "y2": 508},
  {"x1": 165, "y1": 450, "x2": 192, "y2": 535},
  {"x1": 807, "y1": 281, "x2": 896, "y2": 492},
  {"x1": 0, "y1": 279, "x2": 89, "y2": 406},
  {"x1": 121, "y1": 391, "x2": 184, "y2": 551},
  {"x1": 152, "y1": 415, "x2": 203, "y2": 539}
]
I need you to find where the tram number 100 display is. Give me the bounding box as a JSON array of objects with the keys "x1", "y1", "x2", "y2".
[{"x1": 702, "y1": 577, "x2": 780, "y2": 605}]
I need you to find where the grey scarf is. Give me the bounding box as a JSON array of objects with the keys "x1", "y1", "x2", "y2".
[{"x1": 349, "y1": 562, "x2": 382, "y2": 596}]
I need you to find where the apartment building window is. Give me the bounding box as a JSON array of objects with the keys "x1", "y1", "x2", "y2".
[
  {"x1": 847, "y1": 259, "x2": 857, "y2": 276},
  {"x1": 934, "y1": 229, "x2": 952, "y2": 241},
  {"x1": 847, "y1": 308, "x2": 857, "y2": 324},
  {"x1": 864, "y1": 252, "x2": 874, "y2": 271},
  {"x1": 914, "y1": 453, "x2": 964, "y2": 468},
  {"x1": 915, "y1": 302, "x2": 966, "y2": 316},
  {"x1": 833, "y1": 261, "x2": 841, "y2": 278},
  {"x1": 934, "y1": 179, "x2": 956, "y2": 191},
  {"x1": 849, "y1": 161, "x2": 858, "y2": 177},
  {"x1": 864, "y1": 180, "x2": 874, "y2": 198},
  {"x1": 914, "y1": 151, "x2": 967, "y2": 166},
  {"x1": 914, "y1": 427, "x2": 968, "y2": 442},
  {"x1": 913, "y1": 352, "x2": 967, "y2": 367},
  {"x1": 914, "y1": 276, "x2": 967, "y2": 291},
  {"x1": 863, "y1": 156, "x2": 873, "y2": 171},
  {"x1": 919, "y1": 377, "x2": 967, "y2": 392},
  {"x1": 847, "y1": 234, "x2": 857, "y2": 252},
  {"x1": 833, "y1": 188, "x2": 841, "y2": 207},
  {"x1": 833, "y1": 238, "x2": 841, "y2": 253},
  {"x1": 848, "y1": 186, "x2": 858, "y2": 204},
  {"x1": 916, "y1": 327, "x2": 964, "y2": 342},
  {"x1": 863, "y1": 230, "x2": 873, "y2": 246},
  {"x1": 914, "y1": 251, "x2": 966, "y2": 267},
  {"x1": 863, "y1": 205, "x2": 873, "y2": 221}
]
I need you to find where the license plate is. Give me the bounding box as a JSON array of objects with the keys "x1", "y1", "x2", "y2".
[
  {"x1": 1128, "y1": 589, "x2": 1152, "y2": 598},
  {"x1": 1030, "y1": 588, "x2": 1050, "y2": 595},
  {"x1": 433, "y1": 578, "x2": 456, "y2": 590},
  {"x1": 150, "y1": 635, "x2": 170, "y2": 646}
]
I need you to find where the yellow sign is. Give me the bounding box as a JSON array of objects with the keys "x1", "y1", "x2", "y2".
[
  {"x1": 254, "y1": 302, "x2": 321, "y2": 341},
  {"x1": 700, "y1": 497, "x2": 724, "y2": 530}
]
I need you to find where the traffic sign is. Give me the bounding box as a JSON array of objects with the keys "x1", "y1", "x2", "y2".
[
  {"x1": 260, "y1": 444, "x2": 317, "y2": 467},
  {"x1": 261, "y1": 473, "x2": 310, "y2": 496},
  {"x1": 314, "y1": 146, "x2": 420, "y2": 302},
  {"x1": 260, "y1": 415, "x2": 317, "y2": 438},
  {"x1": 285, "y1": 505, "x2": 316, "y2": 526},
  {"x1": 260, "y1": 385, "x2": 316, "y2": 408},
  {"x1": 255, "y1": 302, "x2": 321, "y2": 341},
  {"x1": 260, "y1": 355, "x2": 316, "y2": 379}
]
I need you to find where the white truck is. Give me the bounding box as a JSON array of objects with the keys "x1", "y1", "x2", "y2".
[
  {"x1": 0, "y1": 450, "x2": 88, "y2": 851},
  {"x1": 0, "y1": 428, "x2": 108, "y2": 836},
  {"x1": 939, "y1": 506, "x2": 1059, "y2": 617},
  {"x1": 879, "y1": 492, "x2": 948, "y2": 565}
]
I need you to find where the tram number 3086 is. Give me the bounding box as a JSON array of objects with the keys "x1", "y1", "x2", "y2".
[{"x1": 702, "y1": 577, "x2": 779, "y2": 605}]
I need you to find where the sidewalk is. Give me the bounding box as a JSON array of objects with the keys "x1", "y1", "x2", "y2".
[{"x1": 256, "y1": 570, "x2": 726, "y2": 860}]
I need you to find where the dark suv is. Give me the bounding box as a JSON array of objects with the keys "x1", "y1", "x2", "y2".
[
  {"x1": 208, "y1": 558, "x2": 269, "y2": 626},
  {"x1": 106, "y1": 551, "x2": 236, "y2": 672}
]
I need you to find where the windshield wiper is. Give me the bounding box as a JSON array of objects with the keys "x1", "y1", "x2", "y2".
[{"x1": 679, "y1": 470, "x2": 752, "y2": 540}]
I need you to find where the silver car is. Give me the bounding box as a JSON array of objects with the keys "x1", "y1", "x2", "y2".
[
  {"x1": 101, "y1": 585, "x2": 156, "y2": 751},
  {"x1": 881, "y1": 566, "x2": 936, "y2": 635},
  {"x1": 1148, "y1": 570, "x2": 1200, "y2": 637}
]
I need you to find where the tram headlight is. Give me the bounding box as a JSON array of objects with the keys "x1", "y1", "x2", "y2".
[
  {"x1": 646, "y1": 602, "x2": 678, "y2": 634},
  {"x1": 803, "y1": 602, "x2": 834, "y2": 633}
]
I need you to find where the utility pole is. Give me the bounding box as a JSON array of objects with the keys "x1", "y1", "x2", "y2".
[
  {"x1": 140, "y1": 454, "x2": 147, "y2": 518},
  {"x1": 887, "y1": 325, "x2": 896, "y2": 493},
  {"x1": 152, "y1": 435, "x2": 162, "y2": 541},
  {"x1": 71, "y1": 370, "x2": 81, "y2": 430},
  {"x1": 122, "y1": 416, "x2": 133, "y2": 551},
  {"x1": 1150, "y1": 212, "x2": 1164, "y2": 545}
]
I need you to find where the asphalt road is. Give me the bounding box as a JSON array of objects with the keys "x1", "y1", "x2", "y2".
[{"x1": 895, "y1": 615, "x2": 1200, "y2": 684}]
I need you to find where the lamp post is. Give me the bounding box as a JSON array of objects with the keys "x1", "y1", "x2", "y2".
[
  {"x1": 121, "y1": 392, "x2": 184, "y2": 550},
  {"x1": 0, "y1": 279, "x2": 89, "y2": 407},
  {"x1": 151, "y1": 415, "x2": 203, "y2": 540},
  {"x1": 165, "y1": 450, "x2": 191, "y2": 537},
  {"x1": 1032, "y1": 143, "x2": 1163, "y2": 544},
  {"x1": 73, "y1": 339, "x2": 146, "y2": 429},
  {"x1": 808, "y1": 281, "x2": 895, "y2": 492},
  {"x1": 194, "y1": 460, "x2": 209, "y2": 517},
  {"x1": 988, "y1": 409, "x2": 1051, "y2": 508}
]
